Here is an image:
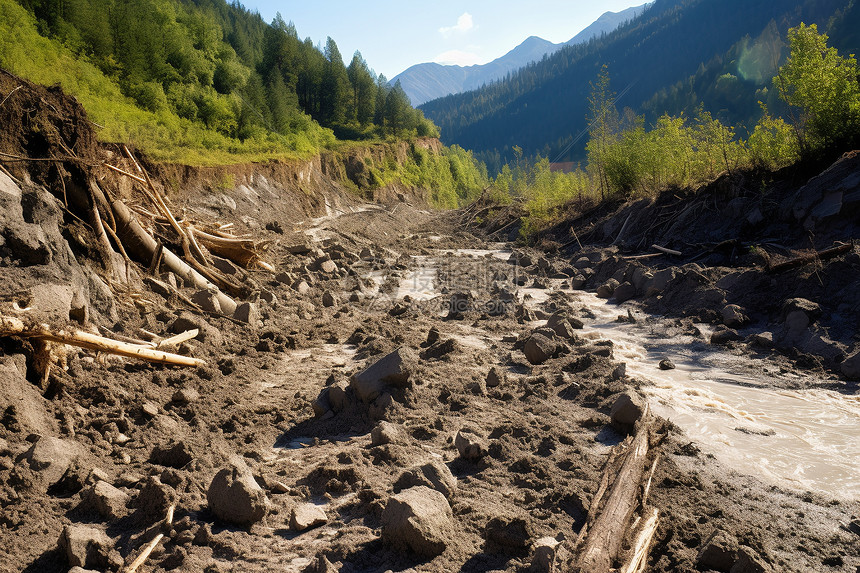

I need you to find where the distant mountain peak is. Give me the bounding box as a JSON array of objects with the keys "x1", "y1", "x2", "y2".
[{"x1": 392, "y1": 3, "x2": 649, "y2": 106}]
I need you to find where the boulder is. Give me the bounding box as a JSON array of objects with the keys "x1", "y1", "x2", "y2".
[
  {"x1": 596, "y1": 279, "x2": 620, "y2": 299},
  {"x1": 319, "y1": 259, "x2": 338, "y2": 274},
  {"x1": 447, "y1": 292, "x2": 473, "y2": 318},
  {"x1": 484, "y1": 516, "x2": 531, "y2": 552},
  {"x1": 233, "y1": 301, "x2": 260, "y2": 325},
  {"x1": 321, "y1": 291, "x2": 338, "y2": 307},
  {"x1": 486, "y1": 366, "x2": 505, "y2": 388},
  {"x1": 711, "y1": 327, "x2": 742, "y2": 345},
  {"x1": 610, "y1": 392, "x2": 645, "y2": 434},
  {"x1": 381, "y1": 486, "x2": 453, "y2": 557},
  {"x1": 394, "y1": 460, "x2": 457, "y2": 499},
  {"x1": 658, "y1": 358, "x2": 676, "y2": 370},
  {"x1": 58, "y1": 525, "x2": 117, "y2": 570},
  {"x1": 150, "y1": 441, "x2": 193, "y2": 468},
  {"x1": 721, "y1": 304, "x2": 748, "y2": 327},
  {"x1": 290, "y1": 503, "x2": 327, "y2": 532},
  {"x1": 82, "y1": 480, "x2": 130, "y2": 520},
  {"x1": 841, "y1": 349, "x2": 860, "y2": 380},
  {"x1": 532, "y1": 536, "x2": 566, "y2": 573},
  {"x1": 371, "y1": 421, "x2": 401, "y2": 446},
  {"x1": 21, "y1": 436, "x2": 81, "y2": 487},
  {"x1": 455, "y1": 430, "x2": 486, "y2": 461},
  {"x1": 613, "y1": 281, "x2": 637, "y2": 303},
  {"x1": 207, "y1": 457, "x2": 269, "y2": 527},
  {"x1": 697, "y1": 531, "x2": 739, "y2": 572},
  {"x1": 645, "y1": 268, "x2": 676, "y2": 297},
  {"x1": 351, "y1": 347, "x2": 416, "y2": 403},
  {"x1": 524, "y1": 334, "x2": 555, "y2": 365}
]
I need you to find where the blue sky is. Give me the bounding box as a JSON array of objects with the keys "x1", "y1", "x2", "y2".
[{"x1": 243, "y1": 1, "x2": 644, "y2": 79}]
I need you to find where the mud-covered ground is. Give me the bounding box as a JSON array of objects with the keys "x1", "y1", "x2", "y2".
[{"x1": 1, "y1": 70, "x2": 859, "y2": 573}]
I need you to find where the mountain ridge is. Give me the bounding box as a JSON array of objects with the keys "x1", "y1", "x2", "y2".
[{"x1": 393, "y1": 3, "x2": 649, "y2": 106}]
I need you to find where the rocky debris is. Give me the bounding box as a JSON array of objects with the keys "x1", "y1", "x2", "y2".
[
  {"x1": 81, "y1": 480, "x2": 130, "y2": 520},
  {"x1": 318, "y1": 259, "x2": 338, "y2": 274},
  {"x1": 531, "y1": 536, "x2": 568, "y2": 572},
  {"x1": 381, "y1": 486, "x2": 454, "y2": 557},
  {"x1": 841, "y1": 349, "x2": 860, "y2": 380},
  {"x1": 150, "y1": 440, "x2": 193, "y2": 468},
  {"x1": 171, "y1": 387, "x2": 200, "y2": 404},
  {"x1": 58, "y1": 524, "x2": 120, "y2": 570},
  {"x1": 20, "y1": 436, "x2": 81, "y2": 488},
  {"x1": 645, "y1": 268, "x2": 676, "y2": 297},
  {"x1": 455, "y1": 430, "x2": 486, "y2": 461},
  {"x1": 596, "y1": 278, "x2": 620, "y2": 299},
  {"x1": 613, "y1": 281, "x2": 637, "y2": 303},
  {"x1": 290, "y1": 503, "x2": 328, "y2": 532},
  {"x1": 524, "y1": 333, "x2": 556, "y2": 365},
  {"x1": 394, "y1": 460, "x2": 457, "y2": 499},
  {"x1": 721, "y1": 304, "x2": 748, "y2": 327},
  {"x1": 789, "y1": 149, "x2": 860, "y2": 230},
  {"x1": 610, "y1": 392, "x2": 645, "y2": 434},
  {"x1": 420, "y1": 338, "x2": 458, "y2": 360},
  {"x1": 447, "y1": 291, "x2": 474, "y2": 319},
  {"x1": 207, "y1": 457, "x2": 269, "y2": 527},
  {"x1": 233, "y1": 301, "x2": 260, "y2": 325},
  {"x1": 141, "y1": 402, "x2": 160, "y2": 418},
  {"x1": 351, "y1": 347, "x2": 416, "y2": 403},
  {"x1": 659, "y1": 358, "x2": 676, "y2": 370},
  {"x1": 133, "y1": 476, "x2": 177, "y2": 524},
  {"x1": 486, "y1": 366, "x2": 505, "y2": 388},
  {"x1": 191, "y1": 289, "x2": 222, "y2": 313},
  {"x1": 321, "y1": 290, "x2": 338, "y2": 307},
  {"x1": 697, "y1": 531, "x2": 768, "y2": 573},
  {"x1": 484, "y1": 516, "x2": 531, "y2": 553},
  {"x1": 711, "y1": 326, "x2": 742, "y2": 345},
  {"x1": 371, "y1": 421, "x2": 401, "y2": 446}
]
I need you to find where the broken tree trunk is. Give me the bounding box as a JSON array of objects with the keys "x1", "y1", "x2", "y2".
[
  {"x1": 573, "y1": 420, "x2": 652, "y2": 573},
  {"x1": 0, "y1": 314, "x2": 203, "y2": 367},
  {"x1": 111, "y1": 200, "x2": 237, "y2": 315},
  {"x1": 767, "y1": 241, "x2": 853, "y2": 273}
]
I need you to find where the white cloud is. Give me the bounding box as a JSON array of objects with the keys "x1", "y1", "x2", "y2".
[
  {"x1": 439, "y1": 12, "x2": 474, "y2": 37},
  {"x1": 434, "y1": 49, "x2": 483, "y2": 67}
]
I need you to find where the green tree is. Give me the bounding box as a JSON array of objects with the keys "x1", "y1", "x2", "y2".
[
  {"x1": 775, "y1": 23, "x2": 860, "y2": 153},
  {"x1": 319, "y1": 36, "x2": 350, "y2": 125},
  {"x1": 347, "y1": 51, "x2": 376, "y2": 126},
  {"x1": 585, "y1": 65, "x2": 619, "y2": 199}
]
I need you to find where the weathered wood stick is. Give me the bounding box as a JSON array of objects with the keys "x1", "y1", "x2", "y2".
[
  {"x1": 112, "y1": 200, "x2": 237, "y2": 315},
  {"x1": 123, "y1": 533, "x2": 164, "y2": 573},
  {"x1": 651, "y1": 244, "x2": 682, "y2": 256},
  {"x1": 620, "y1": 507, "x2": 660, "y2": 573},
  {"x1": 157, "y1": 329, "x2": 199, "y2": 350},
  {"x1": 0, "y1": 315, "x2": 203, "y2": 367},
  {"x1": 575, "y1": 424, "x2": 650, "y2": 573},
  {"x1": 103, "y1": 163, "x2": 147, "y2": 185}
]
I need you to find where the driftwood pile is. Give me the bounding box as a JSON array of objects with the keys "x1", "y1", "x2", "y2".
[{"x1": 0, "y1": 145, "x2": 272, "y2": 370}]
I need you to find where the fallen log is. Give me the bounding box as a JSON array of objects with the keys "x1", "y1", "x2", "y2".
[
  {"x1": 767, "y1": 241, "x2": 853, "y2": 273},
  {"x1": 651, "y1": 244, "x2": 683, "y2": 256},
  {"x1": 0, "y1": 314, "x2": 203, "y2": 367},
  {"x1": 112, "y1": 200, "x2": 237, "y2": 315},
  {"x1": 572, "y1": 415, "x2": 653, "y2": 573}
]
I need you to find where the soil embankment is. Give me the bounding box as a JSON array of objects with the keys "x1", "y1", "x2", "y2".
[{"x1": 0, "y1": 70, "x2": 858, "y2": 573}]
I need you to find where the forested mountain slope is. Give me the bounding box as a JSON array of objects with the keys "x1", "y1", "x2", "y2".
[{"x1": 420, "y1": 0, "x2": 857, "y2": 170}]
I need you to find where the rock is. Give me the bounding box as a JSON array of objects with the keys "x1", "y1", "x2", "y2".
[
  {"x1": 150, "y1": 441, "x2": 193, "y2": 468},
  {"x1": 351, "y1": 347, "x2": 416, "y2": 403},
  {"x1": 394, "y1": 460, "x2": 457, "y2": 499},
  {"x1": 613, "y1": 281, "x2": 637, "y2": 303},
  {"x1": 532, "y1": 536, "x2": 563, "y2": 572},
  {"x1": 171, "y1": 388, "x2": 199, "y2": 404},
  {"x1": 327, "y1": 380, "x2": 351, "y2": 413},
  {"x1": 369, "y1": 392, "x2": 395, "y2": 420},
  {"x1": 570, "y1": 274, "x2": 587, "y2": 289},
  {"x1": 447, "y1": 292, "x2": 473, "y2": 318},
  {"x1": 371, "y1": 421, "x2": 400, "y2": 446},
  {"x1": 455, "y1": 430, "x2": 486, "y2": 460},
  {"x1": 191, "y1": 289, "x2": 222, "y2": 313},
  {"x1": 21, "y1": 436, "x2": 81, "y2": 487},
  {"x1": 784, "y1": 310, "x2": 810, "y2": 333},
  {"x1": 574, "y1": 256, "x2": 591, "y2": 269},
  {"x1": 207, "y1": 457, "x2": 269, "y2": 527},
  {"x1": 645, "y1": 268, "x2": 676, "y2": 297},
  {"x1": 596, "y1": 279, "x2": 620, "y2": 299},
  {"x1": 697, "y1": 531, "x2": 739, "y2": 572},
  {"x1": 711, "y1": 327, "x2": 742, "y2": 345},
  {"x1": 731, "y1": 546, "x2": 768, "y2": 573},
  {"x1": 133, "y1": 476, "x2": 177, "y2": 524},
  {"x1": 484, "y1": 516, "x2": 531, "y2": 552},
  {"x1": 381, "y1": 486, "x2": 453, "y2": 557},
  {"x1": 610, "y1": 392, "x2": 645, "y2": 434},
  {"x1": 233, "y1": 301, "x2": 260, "y2": 325},
  {"x1": 721, "y1": 304, "x2": 748, "y2": 327},
  {"x1": 546, "y1": 312, "x2": 583, "y2": 338},
  {"x1": 524, "y1": 333, "x2": 555, "y2": 365},
  {"x1": 68, "y1": 568, "x2": 101, "y2": 573},
  {"x1": 658, "y1": 358, "x2": 676, "y2": 370},
  {"x1": 295, "y1": 280, "x2": 311, "y2": 294},
  {"x1": 631, "y1": 267, "x2": 652, "y2": 291},
  {"x1": 749, "y1": 331, "x2": 774, "y2": 348},
  {"x1": 290, "y1": 503, "x2": 327, "y2": 532},
  {"x1": 420, "y1": 338, "x2": 458, "y2": 360},
  {"x1": 319, "y1": 259, "x2": 338, "y2": 274},
  {"x1": 59, "y1": 525, "x2": 118, "y2": 570},
  {"x1": 781, "y1": 298, "x2": 821, "y2": 324},
  {"x1": 141, "y1": 402, "x2": 159, "y2": 418},
  {"x1": 311, "y1": 388, "x2": 331, "y2": 417},
  {"x1": 841, "y1": 349, "x2": 860, "y2": 380},
  {"x1": 321, "y1": 291, "x2": 338, "y2": 307},
  {"x1": 82, "y1": 480, "x2": 130, "y2": 520},
  {"x1": 486, "y1": 366, "x2": 505, "y2": 388}
]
